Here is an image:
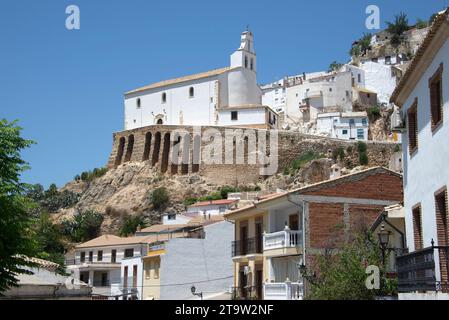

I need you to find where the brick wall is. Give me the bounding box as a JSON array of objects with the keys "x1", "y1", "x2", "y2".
[
  {"x1": 305, "y1": 169, "x2": 403, "y2": 250},
  {"x1": 302, "y1": 171, "x2": 403, "y2": 202}
]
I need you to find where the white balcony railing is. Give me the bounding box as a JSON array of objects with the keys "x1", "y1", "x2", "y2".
[
  {"x1": 263, "y1": 282, "x2": 303, "y2": 300},
  {"x1": 263, "y1": 230, "x2": 302, "y2": 250}
]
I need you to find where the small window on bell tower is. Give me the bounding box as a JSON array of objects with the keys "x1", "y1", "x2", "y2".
[{"x1": 244, "y1": 56, "x2": 248, "y2": 69}]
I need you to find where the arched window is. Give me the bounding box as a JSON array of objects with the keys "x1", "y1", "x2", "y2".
[
  {"x1": 250, "y1": 58, "x2": 254, "y2": 70},
  {"x1": 162, "y1": 92, "x2": 167, "y2": 104},
  {"x1": 157, "y1": 119, "x2": 163, "y2": 125},
  {"x1": 189, "y1": 87, "x2": 194, "y2": 98},
  {"x1": 136, "y1": 98, "x2": 141, "y2": 109},
  {"x1": 244, "y1": 56, "x2": 248, "y2": 68}
]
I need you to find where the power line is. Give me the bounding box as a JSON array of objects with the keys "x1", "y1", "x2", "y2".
[{"x1": 117, "y1": 275, "x2": 233, "y2": 288}]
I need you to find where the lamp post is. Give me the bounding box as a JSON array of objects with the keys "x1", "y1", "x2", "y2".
[{"x1": 377, "y1": 224, "x2": 391, "y2": 266}]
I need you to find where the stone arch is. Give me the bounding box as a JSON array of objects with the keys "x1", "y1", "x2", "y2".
[
  {"x1": 114, "y1": 137, "x2": 126, "y2": 166},
  {"x1": 124, "y1": 134, "x2": 134, "y2": 162},
  {"x1": 161, "y1": 132, "x2": 171, "y2": 173},
  {"x1": 142, "y1": 132, "x2": 152, "y2": 161},
  {"x1": 157, "y1": 119, "x2": 163, "y2": 125},
  {"x1": 171, "y1": 134, "x2": 181, "y2": 175},
  {"x1": 152, "y1": 132, "x2": 161, "y2": 166},
  {"x1": 192, "y1": 134, "x2": 201, "y2": 173},
  {"x1": 181, "y1": 133, "x2": 190, "y2": 175},
  {"x1": 244, "y1": 136, "x2": 249, "y2": 163}
]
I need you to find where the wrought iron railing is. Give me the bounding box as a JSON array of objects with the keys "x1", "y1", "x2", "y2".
[
  {"x1": 396, "y1": 242, "x2": 449, "y2": 293},
  {"x1": 231, "y1": 286, "x2": 259, "y2": 300},
  {"x1": 231, "y1": 237, "x2": 263, "y2": 257}
]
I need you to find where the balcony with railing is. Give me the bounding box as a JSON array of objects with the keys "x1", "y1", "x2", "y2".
[
  {"x1": 263, "y1": 281, "x2": 303, "y2": 300},
  {"x1": 232, "y1": 237, "x2": 263, "y2": 257},
  {"x1": 397, "y1": 244, "x2": 449, "y2": 293},
  {"x1": 263, "y1": 230, "x2": 302, "y2": 251}
]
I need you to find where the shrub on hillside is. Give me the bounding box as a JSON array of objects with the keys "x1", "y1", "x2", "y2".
[
  {"x1": 78, "y1": 167, "x2": 108, "y2": 183},
  {"x1": 26, "y1": 183, "x2": 80, "y2": 213},
  {"x1": 61, "y1": 210, "x2": 104, "y2": 243},
  {"x1": 119, "y1": 215, "x2": 146, "y2": 237},
  {"x1": 151, "y1": 187, "x2": 169, "y2": 210}
]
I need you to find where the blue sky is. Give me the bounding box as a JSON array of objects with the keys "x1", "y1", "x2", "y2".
[{"x1": 0, "y1": 0, "x2": 445, "y2": 188}]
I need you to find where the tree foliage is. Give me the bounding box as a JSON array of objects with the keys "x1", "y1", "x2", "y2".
[
  {"x1": 119, "y1": 215, "x2": 146, "y2": 237},
  {"x1": 61, "y1": 210, "x2": 104, "y2": 243},
  {"x1": 33, "y1": 212, "x2": 66, "y2": 274},
  {"x1": 26, "y1": 184, "x2": 80, "y2": 213},
  {"x1": 0, "y1": 119, "x2": 38, "y2": 294},
  {"x1": 386, "y1": 12, "x2": 410, "y2": 46},
  {"x1": 302, "y1": 229, "x2": 395, "y2": 300},
  {"x1": 328, "y1": 61, "x2": 344, "y2": 73},
  {"x1": 150, "y1": 187, "x2": 170, "y2": 210}
]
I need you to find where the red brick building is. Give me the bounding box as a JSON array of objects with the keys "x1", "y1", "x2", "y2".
[{"x1": 225, "y1": 166, "x2": 403, "y2": 300}]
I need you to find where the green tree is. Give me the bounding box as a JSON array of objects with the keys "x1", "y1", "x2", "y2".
[
  {"x1": 415, "y1": 18, "x2": 428, "y2": 29},
  {"x1": 61, "y1": 210, "x2": 104, "y2": 243},
  {"x1": 219, "y1": 186, "x2": 239, "y2": 199},
  {"x1": 33, "y1": 212, "x2": 66, "y2": 273},
  {"x1": 150, "y1": 187, "x2": 169, "y2": 210},
  {"x1": 302, "y1": 230, "x2": 393, "y2": 300},
  {"x1": 386, "y1": 12, "x2": 410, "y2": 46},
  {"x1": 429, "y1": 13, "x2": 438, "y2": 25},
  {"x1": 350, "y1": 44, "x2": 362, "y2": 57},
  {"x1": 358, "y1": 33, "x2": 372, "y2": 55},
  {"x1": 119, "y1": 215, "x2": 146, "y2": 237},
  {"x1": 328, "y1": 61, "x2": 344, "y2": 73},
  {"x1": 0, "y1": 119, "x2": 38, "y2": 294}
]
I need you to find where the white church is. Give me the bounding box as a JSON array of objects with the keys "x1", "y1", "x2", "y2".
[{"x1": 124, "y1": 31, "x2": 279, "y2": 130}]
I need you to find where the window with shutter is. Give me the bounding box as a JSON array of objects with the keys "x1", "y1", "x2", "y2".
[
  {"x1": 429, "y1": 63, "x2": 444, "y2": 131},
  {"x1": 435, "y1": 187, "x2": 448, "y2": 290},
  {"x1": 412, "y1": 204, "x2": 423, "y2": 250},
  {"x1": 407, "y1": 99, "x2": 418, "y2": 154}
]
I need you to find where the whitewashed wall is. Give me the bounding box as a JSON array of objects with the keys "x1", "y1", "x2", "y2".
[
  {"x1": 401, "y1": 36, "x2": 449, "y2": 270},
  {"x1": 217, "y1": 108, "x2": 267, "y2": 126},
  {"x1": 124, "y1": 76, "x2": 219, "y2": 130},
  {"x1": 359, "y1": 61, "x2": 397, "y2": 104}
]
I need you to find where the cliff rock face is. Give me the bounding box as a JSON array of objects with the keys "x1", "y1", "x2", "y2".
[{"x1": 59, "y1": 162, "x2": 218, "y2": 233}]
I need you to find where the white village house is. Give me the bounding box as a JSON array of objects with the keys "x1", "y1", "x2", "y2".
[
  {"x1": 116, "y1": 216, "x2": 234, "y2": 300},
  {"x1": 66, "y1": 234, "x2": 170, "y2": 296},
  {"x1": 186, "y1": 199, "x2": 239, "y2": 216},
  {"x1": 390, "y1": 8, "x2": 449, "y2": 300},
  {"x1": 316, "y1": 111, "x2": 369, "y2": 141},
  {"x1": 124, "y1": 30, "x2": 278, "y2": 130}
]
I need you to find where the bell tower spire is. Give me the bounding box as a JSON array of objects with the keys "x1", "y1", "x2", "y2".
[{"x1": 230, "y1": 29, "x2": 256, "y2": 72}]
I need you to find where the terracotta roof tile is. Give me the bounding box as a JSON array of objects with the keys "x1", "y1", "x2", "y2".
[{"x1": 189, "y1": 199, "x2": 238, "y2": 207}]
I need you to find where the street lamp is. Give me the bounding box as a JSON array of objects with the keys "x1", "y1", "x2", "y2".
[
  {"x1": 377, "y1": 224, "x2": 391, "y2": 266},
  {"x1": 191, "y1": 285, "x2": 203, "y2": 300}
]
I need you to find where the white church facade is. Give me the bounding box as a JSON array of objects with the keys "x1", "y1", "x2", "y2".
[{"x1": 124, "y1": 31, "x2": 278, "y2": 130}]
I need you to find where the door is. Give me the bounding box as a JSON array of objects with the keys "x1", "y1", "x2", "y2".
[
  {"x1": 239, "y1": 271, "x2": 248, "y2": 299},
  {"x1": 101, "y1": 273, "x2": 108, "y2": 286},
  {"x1": 256, "y1": 269, "x2": 263, "y2": 300},
  {"x1": 123, "y1": 266, "x2": 128, "y2": 288},
  {"x1": 240, "y1": 225, "x2": 248, "y2": 255},
  {"x1": 255, "y1": 221, "x2": 263, "y2": 253},
  {"x1": 289, "y1": 214, "x2": 299, "y2": 230},
  {"x1": 132, "y1": 265, "x2": 138, "y2": 288}
]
